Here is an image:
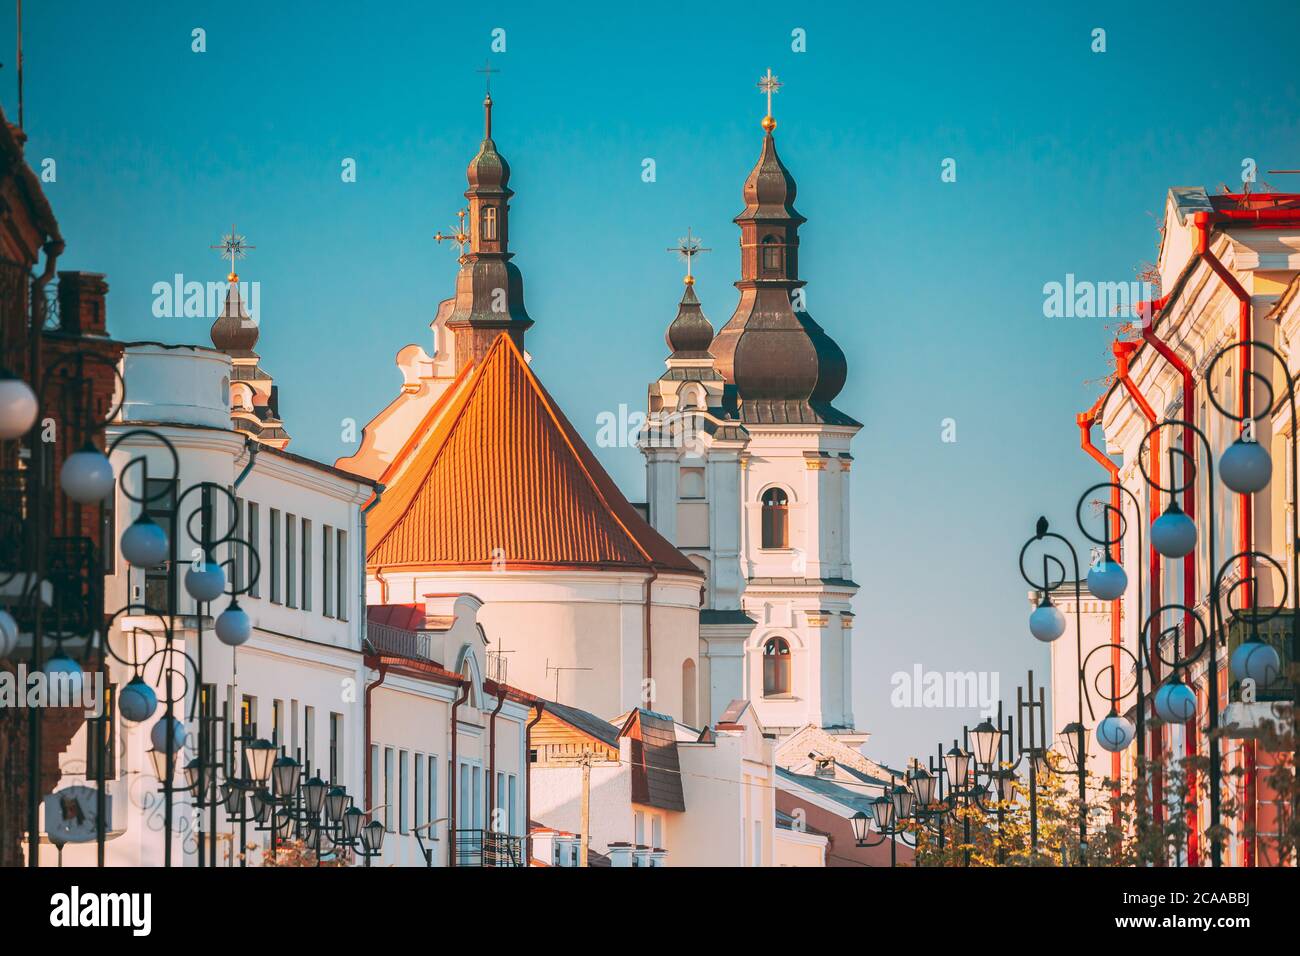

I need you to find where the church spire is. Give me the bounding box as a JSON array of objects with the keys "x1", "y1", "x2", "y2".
[
  {"x1": 441, "y1": 71, "x2": 533, "y2": 372},
  {"x1": 209, "y1": 225, "x2": 259, "y2": 354},
  {"x1": 664, "y1": 229, "x2": 714, "y2": 357},
  {"x1": 708, "y1": 71, "x2": 850, "y2": 424}
]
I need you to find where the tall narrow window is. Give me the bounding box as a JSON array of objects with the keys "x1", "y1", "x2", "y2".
[
  {"x1": 414, "y1": 754, "x2": 424, "y2": 833},
  {"x1": 399, "y1": 750, "x2": 409, "y2": 834},
  {"x1": 304, "y1": 706, "x2": 315, "y2": 772},
  {"x1": 301, "y1": 518, "x2": 312, "y2": 612},
  {"x1": 247, "y1": 502, "x2": 261, "y2": 598},
  {"x1": 761, "y1": 235, "x2": 783, "y2": 274},
  {"x1": 329, "y1": 712, "x2": 343, "y2": 783},
  {"x1": 86, "y1": 683, "x2": 116, "y2": 779},
  {"x1": 760, "y1": 488, "x2": 789, "y2": 549},
  {"x1": 481, "y1": 206, "x2": 497, "y2": 241},
  {"x1": 285, "y1": 514, "x2": 297, "y2": 608},
  {"x1": 763, "y1": 637, "x2": 791, "y2": 697},
  {"x1": 269, "y1": 508, "x2": 281, "y2": 603},
  {"x1": 369, "y1": 744, "x2": 379, "y2": 814},
  {"x1": 143, "y1": 478, "x2": 178, "y2": 614},
  {"x1": 322, "y1": 525, "x2": 334, "y2": 618},
  {"x1": 231, "y1": 494, "x2": 244, "y2": 591},
  {"x1": 428, "y1": 756, "x2": 438, "y2": 829},
  {"x1": 384, "y1": 747, "x2": 395, "y2": 832},
  {"x1": 336, "y1": 529, "x2": 349, "y2": 621},
  {"x1": 272, "y1": 699, "x2": 283, "y2": 747}
]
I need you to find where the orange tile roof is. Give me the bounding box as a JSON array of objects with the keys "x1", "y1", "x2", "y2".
[{"x1": 366, "y1": 333, "x2": 700, "y2": 576}]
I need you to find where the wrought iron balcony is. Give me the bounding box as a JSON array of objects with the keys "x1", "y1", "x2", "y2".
[{"x1": 453, "y1": 829, "x2": 527, "y2": 867}]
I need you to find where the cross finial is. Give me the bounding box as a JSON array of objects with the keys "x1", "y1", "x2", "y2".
[
  {"x1": 667, "y1": 228, "x2": 711, "y2": 286},
  {"x1": 477, "y1": 58, "x2": 500, "y2": 96},
  {"x1": 758, "y1": 68, "x2": 781, "y2": 131},
  {"x1": 435, "y1": 209, "x2": 471, "y2": 258},
  {"x1": 211, "y1": 225, "x2": 254, "y2": 282}
]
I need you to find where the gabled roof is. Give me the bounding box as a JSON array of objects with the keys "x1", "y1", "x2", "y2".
[
  {"x1": 366, "y1": 333, "x2": 700, "y2": 575},
  {"x1": 776, "y1": 767, "x2": 877, "y2": 817},
  {"x1": 542, "y1": 699, "x2": 622, "y2": 750}
]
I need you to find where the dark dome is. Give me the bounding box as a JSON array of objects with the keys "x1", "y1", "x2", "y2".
[
  {"x1": 210, "y1": 281, "x2": 258, "y2": 353},
  {"x1": 666, "y1": 282, "x2": 714, "y2": 355}
]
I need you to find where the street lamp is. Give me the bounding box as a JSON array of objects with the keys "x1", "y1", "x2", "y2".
[{"x1": 970, "y1": 719, "x2": 1000, "y2": 768}]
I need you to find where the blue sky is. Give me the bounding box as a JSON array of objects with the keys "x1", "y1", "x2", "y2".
[{"x1": 18, "y1": 1, "x2": 1300, "y2": 767}]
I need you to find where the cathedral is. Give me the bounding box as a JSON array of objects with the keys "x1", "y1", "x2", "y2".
[{"x1": 343, "y1": 77, "x2": 862, "y2": 746}]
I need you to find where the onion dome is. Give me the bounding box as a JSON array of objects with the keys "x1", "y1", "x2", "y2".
[
  {"x1": 666, "y1": 280, "x2": 714, "y2": 357},
  {"x1": 210, "y1": 276, "x2": 258, "y2": 354},
  {"x1": 466, "y1": 94, "x2": 511, "y2": 195},
  {"x1": 709, "y1": 116, "x2": 853, "y2": 425}
]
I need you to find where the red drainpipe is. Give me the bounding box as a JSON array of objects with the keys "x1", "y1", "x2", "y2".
[
  {"x1": 363, "y1": 660, "x2": 390, "y2": 821},
  {"x1": 1135, "y1": 297, "x2": 1201, "y2": 867},
  {"x1": 1193, "y1": 211, "x2": 1263, "y2": 866},
  {"x1": 1113, "y1": 339, "x2": 1166, "y2": 832},
  {"x1": 1076, "y1": 403, "x2": 1124, "y2": 821},
  {"x1": 643, "y1": 569, "x2": 659, "y2": 705},
  {"x1": 448, "y1": 678, "x2": 470, "y2": 867},
  {"x1": 487, "y1": 687, "x2": 506, "y2": 831},
  {"x1": 524, "y1": 701, "x2": 545, "y2": 861}
]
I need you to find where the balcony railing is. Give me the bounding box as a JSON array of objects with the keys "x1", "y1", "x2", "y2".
[
  {"x1": 366, "y1": 620, "x2": 432, "y2": 661},
  {"x1": 453, "y1": 829, "x2": 527, "y2": 867}
]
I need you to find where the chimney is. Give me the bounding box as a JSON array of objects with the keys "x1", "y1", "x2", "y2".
[{"x1": 56, "y1": 272, "x2": 109, "y2": 336}]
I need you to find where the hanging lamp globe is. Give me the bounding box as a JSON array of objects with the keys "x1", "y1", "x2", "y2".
[
  {"x1": 1086, "y1": 555, "x2": 1127, "y2": 601},
  {"x1": 214, "y1": 601, "x2": 252, "y2": 646},
  {"x1": 0, "y1": 368, "x2": 38, "y2": 439},
  {"x1": 1230, "y1": 638, "x2": 1282, "y2": 687},
  {"x1": 59, "y1": 443, "x2": 114, "y2": 504},
  {"x1": 1028, "y1": 595, "x2": 1067, "y2": 643},
  {"x1": 1151, "y1": 501, "x2": 1197, "y2": 558},
  {"x1": 0, "y1": 608, "x2": 17, "y2": 659},
  {"x1": 1095, "y1": 712, "x2": 1135, "y2": 752},
  {"x1": 1153, "y1": 679, "x2": 1198, "y2": 723},
  {"x1": 1220, "y1": 437, "x2": 1271, "y2": 494},
  {"x1": 151, "y1": 715, "x2": 187, "y2": 754},
  {"x1": 118, "y1": 675, "x2": 158, "y2": 723},
  {"x1": 184, "y1": 558, "x2": 226, "y2": 602},
  {"x1": 121, "y1": 516, "x2": 168, "y2": 568}
]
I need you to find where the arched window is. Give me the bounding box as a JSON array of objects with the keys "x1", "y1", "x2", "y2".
[
  {"x1": 481, "y1": 206, "x2": 498, "y2": 241},
  {"x1": 761, "y1": 235, "x2": 782, "y2": 274},
  {"x1": 763, "y1": 637, "x2": 791, "y2": 697},
  {"x1": 761, "y1": 488, "x2": 789, "y2": 549}
]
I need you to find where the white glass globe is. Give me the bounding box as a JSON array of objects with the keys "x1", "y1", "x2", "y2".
[
  {"x1": 215, "y1": 602, "x2": 252, "y2": 646},
  {"x1": 0, "y1": 372, "x2": 38, "y2": 440},
  {"x1": 1230, "y1": 639, "x2": 1282, "y2": 687},
  {"x1": 1151, "y1": 503, "x2": 1197, "y2": 558},
  {"x1": 44, "y1": 653, "x2": 84, "y2": 703},
  {"x1": 59, "y1": 445, "x2": 114, "y2": 504},
  {"x1": 151, "y1": 716, "x2": 186, "y2": 754},
  {"x1": 118, "y1": 675, "x2": 158, "y2": 723},
  {"x1": 0, "y1": 608, "x2": 17, "y2": 659},
  {"x1": 1029, "y1": 598, "x2": 1067, "y2": 643},
  {"x1": 1095, "y1": 713, "x2": 1135, "y2": 752},
  {"x1": 121, "y1": 516, "x2": 168, "y2": 568},
  {"x1": 1153, "y1": 681, "x2": 1198, "y2": 722},
  {"x1": 1086, "y1": 559, "x2": 1128, "y2": 601},
  {"x1": 185, "y1": 559, "x2": 226, "y2": 602},
  {"x1": 1220, "y1": 438, "x2": 1271, "y2": 494}
]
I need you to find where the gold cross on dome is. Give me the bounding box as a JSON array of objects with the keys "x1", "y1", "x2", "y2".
[
  {"x1": 667, "y1": 227, "x2": 711, "y2": 284},
  {"x1": 211, "y1": 225, "x2": 254, "y2": 280},
  {"x1": 758, "y1": 68, "x2": 781, "y2": 121},
  {"x1": 434, "y1": 209, "x2": 471, "y2": 256}
]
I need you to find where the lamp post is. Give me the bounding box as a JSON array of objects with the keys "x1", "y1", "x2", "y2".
[
  {"x1": 849, "y1": 772, "x2": 916, "y2": 867},
  {"x1": 1019, "y1": 517, "x2": 1090, "y2": 863}
]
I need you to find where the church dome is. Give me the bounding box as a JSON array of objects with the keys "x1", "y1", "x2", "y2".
[
  {"x1": 666, "y1": 281, "x2": 714, "y2": 356},
  {"x1": 736, "y1": 131, "x2": 805, "y2": 226},
  {"x1": 466, "y1": 95, "x2": 511, "y2": 194},
  {"x1": 210, "y1": 279, "x2": 258, "y2": 354}
]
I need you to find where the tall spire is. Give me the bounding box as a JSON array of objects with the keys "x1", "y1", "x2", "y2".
[
  {"x1": 443, "y1": 74, "x2": 533, "y2": 372},
  {"x1": 708, "y1": 71, "x2": 851, "y2": 424}
]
